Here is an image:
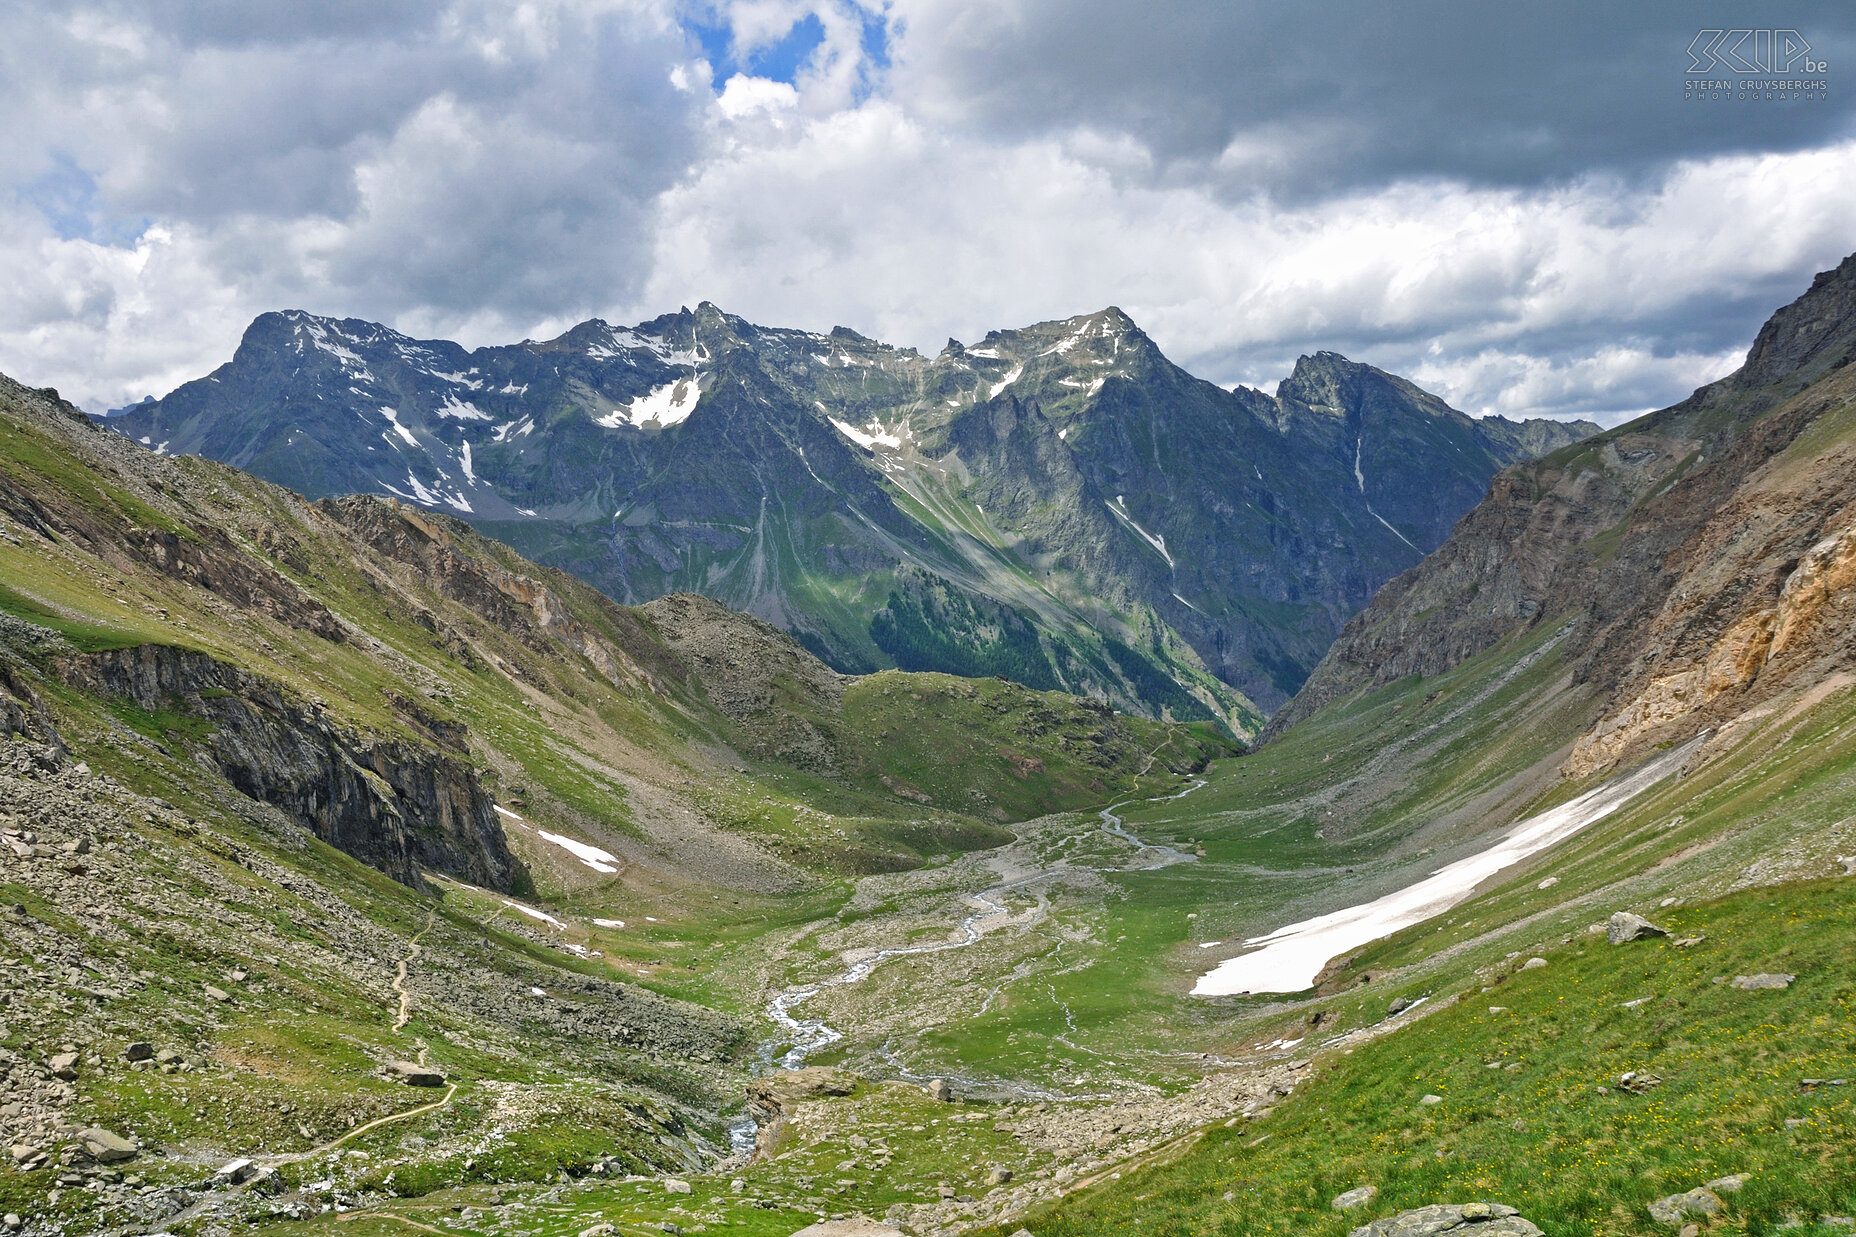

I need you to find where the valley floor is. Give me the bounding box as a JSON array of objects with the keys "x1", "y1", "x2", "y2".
[{"x1": 8, "y1": 614, "x2": 1856, "y2": 1237}]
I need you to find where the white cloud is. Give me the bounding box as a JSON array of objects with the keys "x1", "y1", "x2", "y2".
[
  {"x1": 717, "y1": 73, "x2": 800, "y2": 118},
  {"x1": 1, "y1": 0, "x2": 1854, "y2": 424}
]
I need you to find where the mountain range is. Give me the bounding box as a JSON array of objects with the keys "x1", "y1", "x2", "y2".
[{"x1": 108, "y1": 306, "x2": 1597, "y2": 734}]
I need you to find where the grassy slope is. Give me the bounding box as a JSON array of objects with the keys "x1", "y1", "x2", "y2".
[
  {"x1": 959, "y1": 558, "x2": 1856, "y2": 1233},
  {"x1": 976, "y1": 877, "x2": 1854, "y2": 1237},
  {"x1": 0, "y1": 380, "x2": 1236, "y2": 1231}
]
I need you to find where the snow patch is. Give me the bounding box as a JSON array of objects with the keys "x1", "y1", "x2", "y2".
[
  {"x1": 494, "y1": 805, "x2": 524, "y2": 821},
  {"x1": 966, "y1": 347, "x2": 1002, "y2": 359},
  {"x1": 428, "y1": 369, "x2": 484, "y2": 390},
  {"x1": 459, "y1": 439, "x2": 477, "y2": 484},
  {"x1": 591, "y1": 918, "x2": 626, "y2": 929},
  {"x1": 378, "y1": 407, "x2": 417, "y2": 447},
  {"x1": 596, "y1": 377, "x2": 699, "y2": 428},
  {"x1": 831, "y1": 419, "x2": 903, "y2": 450},
  {"x1": 501, "y1": 901, "x2": 565, "y2": 929},
  {"x1": 1106, "y1": 497, "x2": 1175, "y2": 568},
  {"x1": 434, "y1": 394, "x2": 490, "y2": 421},
  {"x1": 537, "y1": 829, "x2": 620, "y2": 875},
  {"x1": 1192, "y1": 739, "x2": 1703, "y2": 996},
  {"x1": 989, "y1": 364, "x2": 1025, "y2": 398}
]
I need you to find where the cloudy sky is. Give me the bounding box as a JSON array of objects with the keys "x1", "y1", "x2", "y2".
[{"x1": 5, "y1": 1, "x2": 1855, "y2": 421}]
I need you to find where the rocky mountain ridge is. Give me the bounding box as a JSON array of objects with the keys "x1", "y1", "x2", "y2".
[
  {"x1": 1272, "y1": 251, "x2": 1856, "y2": 781},
  {"x1": 109, "y1": 305, "x2": 1596, "y2": 730}
]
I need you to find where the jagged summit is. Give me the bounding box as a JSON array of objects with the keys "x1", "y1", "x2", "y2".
[{"x1": 108, "y1": 302, "x2": 1597, "y2": 724}]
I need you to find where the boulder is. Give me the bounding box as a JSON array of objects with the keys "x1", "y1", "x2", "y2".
[
  {"x1": 211, "y1": 1157, "x2": 257, "y2": 1186},
  {"x1": 202, "y1": 984, "x2": 232, "y2": 1003},
  {"x1": 663, "y1": 1178, "x2": 692, "y2": 1194},
  {"x1": 1704, "y1": 1174, "x2": 1747, "y2": 1194},
  {"x1": 48, "y1": 1051, "x2": 78, "y2": 1080},
  {"x1": 579, "y1": 1225, "x2": 617, "y2": 1237},
  {"x1": 76, "y1": 1128, "x2": 137, "y2": 1164},
  {"x1": 1334, "y1": 1185, "x2": 1381, "y2": 1210},
  {"x1": 1649, "y1": 1189, "x2": 1725, "y2": 1226},
  {"x1": 1347, "y1": 1202, "x2": 1542, "y2": 1237},
  {"x1": 746, "y1": 1066, "x2": 857, "y2": 1108},
  {"x1": 925, "y1": 1078, "x2": 953, "y2": 1102},
  {"x1": 1730, "y1": 973, "x2": 1795, "y2": 990},
  {"x1": 383, "y1": 1060, "x2": 445, "y2": 1086},
  {"x1": 1606, "y1": 913, "x2": 1669, "y2": 945},
  {"x1": 1520, "y1": 958, "x2": 1548, "y2": 970},
  {"x1": 122, "y1": 1042, "x2": 154, "y2": 1063},
  {"x1": 987, "y1": 1167, "x2": 1013, "y2": 1186}
]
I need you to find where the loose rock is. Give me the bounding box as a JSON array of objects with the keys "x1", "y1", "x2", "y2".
[
  {"x1": 1334, "y1": 1185, "x2": 1381, "y2": 1210},
  {"x1": 1731, "y1": 973, "x2": 1795, "y2": 990},
  {"x1": 383, "y1": 1060, "x2": 445, "y2": 1086},
  {"x1": 1606, "y1": 912, "x2": 1668, "y2": 945},
  {"x1": 1520, "y1": 958, "x2": 1548, "y2": 971},
  {"x1": 1649, "y1": 1189, "x2": 1725, "y2": 1226},
  {"x1": 1347, "y1": 1202, "x2": 1542, "y2": 1237},
  {"x1": 788, "y1": 1221, "x2": 903, "y2": 1236},
  {"x1": 76, "y1": 1128, "x2": 137, "y2": 1163}
]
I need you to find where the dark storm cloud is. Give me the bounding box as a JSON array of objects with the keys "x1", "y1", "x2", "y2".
[{"x1": 891, "y1": 0, "x2": 1856, "y2": 193}]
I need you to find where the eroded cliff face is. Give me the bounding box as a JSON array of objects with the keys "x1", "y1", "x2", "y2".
[
  {"x1": 66, "y1": 642, "x2": 520, "y2": 891},
  {"x1": 1564, "y1": 383, "x2": 1856, "y2": 775},
  {"x1": 1272, "y1": 252, "x2": 1856, "y2": 775}
]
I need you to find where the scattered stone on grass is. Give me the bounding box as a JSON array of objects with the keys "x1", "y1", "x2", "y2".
[
  {"x1": 1731, "y1": 973, "x2": 1795, "y2": 990},
  {"x1": 382, "y1": 1060, "x2": 445, "y2": 1086},
  {"x1": 1606, "y1": 912, "x2": 1668, "y2": 945},
  {"x1": 1347, "y1": 1201, "x2": 1542, "y2": 1237},
  {"x1": 1618, "y1": 1071, "x2": 1663, "y2": 1093},
  {"x1": 1649, "y1": 1189, "x2": 1725, "y2": 1226},
  {"x1": 76, "y1": 1128, "x2": 137, "y2": 1163},
  {"x1": 1333, "y1": 1185, "x2": 1381, "y2": 1210}
]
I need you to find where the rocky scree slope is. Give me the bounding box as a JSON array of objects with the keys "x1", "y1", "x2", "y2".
[
  {"x1": 1271, "y1": 249, "x2": 1856, "y2": 777},
  {"x1": 108, "y1": 305, "x2": 1594, "y2": 728}
]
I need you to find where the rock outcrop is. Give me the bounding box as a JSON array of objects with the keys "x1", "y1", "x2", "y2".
[
  {"x1": 64, "y1": 641, "x2": 520, "y2": 892},
  {"x1": 1272, "y1": 251, "x2": 1856, "y2": 769},
  {"x1": 1348, "y1": 1203, "x2": 1542, "y2": 1237}
]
